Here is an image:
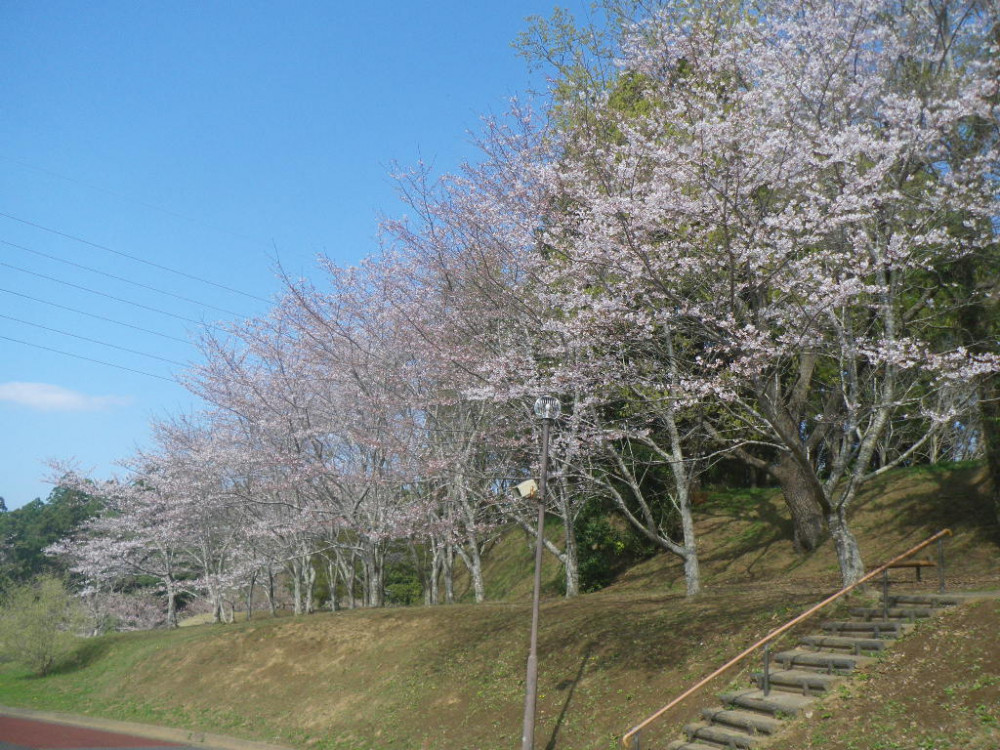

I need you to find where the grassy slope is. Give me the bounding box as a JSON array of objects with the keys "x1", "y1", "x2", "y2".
[{"x1": 0, "y1": 464, "x2": 997, "y2": 750}]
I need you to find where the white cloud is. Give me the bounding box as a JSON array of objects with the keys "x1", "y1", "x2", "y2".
[{"x1": 0, "y1": 382, "x2": 133, "y2": 412}]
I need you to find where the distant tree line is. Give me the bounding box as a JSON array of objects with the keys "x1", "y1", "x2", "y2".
[{"x1": 0, "y1": 488, "x2": 102, "y2": 591}]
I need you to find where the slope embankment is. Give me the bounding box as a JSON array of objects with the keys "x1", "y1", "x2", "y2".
[{"x1": 0, "y1": 464, "x2": 996, "y2": 749}]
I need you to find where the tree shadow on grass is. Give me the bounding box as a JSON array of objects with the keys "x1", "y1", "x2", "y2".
[
  {"x1": 694, "y1": 491, "x2": 796, "y2": 576},
  {"x1": 855, "y1": 464, "x2": 999, "y2": 552},
  {"x1": 545, "y1": 642, "x2": 594, "y2": 750},
  {"x1": 47, "y1": 637, "x2": 113, "y2": 676}
]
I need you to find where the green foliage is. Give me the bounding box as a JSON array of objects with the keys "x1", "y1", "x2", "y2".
[
  {"x1": 574, "y1": 500, "x2": 655, "y2": 592},
  {"x1": 0, "y1": 575, "x2": 86, "y2": 676},
  {"x1": 311, "y1": 548, "x2": 425, "y2": 608},
  {"x1": 0, "y1": 487, "x2": 103, "y2": 591},
  {"x1": 607, "y1": 70, "x2": 654, "y2": 117},
  {"x1": 384, "y1": 563, "x2": 423, "y2": 607}
]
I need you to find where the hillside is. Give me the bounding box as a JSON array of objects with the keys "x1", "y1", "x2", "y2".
[{"x1": 0, "y1": 463, "x2": 998, "y2": 749}]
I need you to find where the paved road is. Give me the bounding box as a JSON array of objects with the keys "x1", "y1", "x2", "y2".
[
  {"x1": 0, "y1": 710, "x2": 291, "y2": 750},
  {"x1": 0, "y1": 714, "x2": 198, "y2": 749}
]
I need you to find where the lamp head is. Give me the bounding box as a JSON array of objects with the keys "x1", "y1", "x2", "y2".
[
  {"x1": 533, "y1": 395, "x2": 561, "y2": 420},
  {"x1": 515, "y1": 479, "x2": 538, "y2": 498}
]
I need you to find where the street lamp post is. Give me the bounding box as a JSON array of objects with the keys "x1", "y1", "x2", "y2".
[{"x1": 522, "y1": 395, "x2": 560, "y2": 750}]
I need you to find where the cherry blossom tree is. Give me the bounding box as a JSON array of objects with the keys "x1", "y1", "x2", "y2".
[
  {"x1": 47, "y1": 468, "x2": 191, "y2": 628},
  {"x1": 382, "y1": 121, "x2": 598, "y2": 597},
  {"x1": 531, "y1": 0, "x2": 999, "y2": 584}
]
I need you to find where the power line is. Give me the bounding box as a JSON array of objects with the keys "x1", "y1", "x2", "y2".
[
  {"x1": 0, "y1": 333, "x2": 176, "y2": 383},
  {"x1": 0, "y1": 287, "x2": 191, "y2": 344},
  {"x1": 1, "y1": 261, "x2": 227, "y2": 332},
  {"x1": 0, "y1": 313, "x2": 186, "y2": 366},
  {"x1": 0, "y1": 238, "x2": 247, "y2": 317},
  {"x1": 0, "y1": 154, "x2": 267, "y2": 247},
  {"x1": 0, "y1": 210, "x2": 272, "y2": 304}
]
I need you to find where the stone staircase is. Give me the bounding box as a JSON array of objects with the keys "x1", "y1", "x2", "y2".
[{"x1": 665, "y1": 591, "x2": 963, "y2": 750}]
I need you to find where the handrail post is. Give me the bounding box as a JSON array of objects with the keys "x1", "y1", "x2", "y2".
[
  {"x1": 762, "y1": 644, "x2": 771, "y2": 697},
  {"x1": 937, "y1": 537, "x2": 946, "y2": 593},
  {"x1": 882, "y1": 570, "x2": 890, "y2": 620},
  {"x1": 622, "y1": 731, "x2": 640, "y2": 750}
]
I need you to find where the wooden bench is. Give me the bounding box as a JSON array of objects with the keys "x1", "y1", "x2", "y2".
[{"x1": 887, "y1": 559, "x2": 936, "y2": 581}]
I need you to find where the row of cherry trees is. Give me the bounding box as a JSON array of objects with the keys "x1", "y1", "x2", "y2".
[{"x1": 49, "y1": 0, "x2": 998, "y2": 625}]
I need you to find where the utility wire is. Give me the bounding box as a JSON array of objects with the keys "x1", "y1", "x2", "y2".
[
  {"x1": 0, "y1": 154, "x2": 266, "y2": 247},
  {"x1": 1, "y1": 261, "x2": 227, "y2": 332},
  {"x1": 0, "y1": 313, "x2": 186, "y2": 366},
  {"x1": 1, "y1": 238, "x2": 247, "y2": 317},
  {"x1": 0, "y1": 210, "x2": 271, "y2": 304},
  {"x1": 0, "y1": 333, "x2": 175, "y2": 382},
  {"x1": 0, "y1": 287, "x2": 190, "y2": 344}
]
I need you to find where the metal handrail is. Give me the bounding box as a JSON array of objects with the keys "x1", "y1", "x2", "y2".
[{"x1": 621, "y1": 528, "x2": 952, "y2": 749}]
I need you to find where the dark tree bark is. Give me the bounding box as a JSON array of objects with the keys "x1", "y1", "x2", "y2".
[
  {"x1": 770, "y1": 452, "x2": 828, "y2": 553},
  {"x1": 979, "y1": 389, "x2": 1000, "y2": 528},
  {"x1": 954, "y1": 249, "x2": 1000, "y2": 530}
]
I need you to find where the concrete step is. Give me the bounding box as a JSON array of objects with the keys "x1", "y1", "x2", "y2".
[
  {"x1": 700, "y1": 707, "x2": 781, "y2": 735},
  {"x1": 821, "y1": 620, "x2": 911, "y2": 637},
  {"x1": 799, "y1": 634, "x2": 889, "y2": 653},
  {"x1": 718, "y1": 688, "x2": 817, "y2": 718},
  {"x1": 849, "y1": 606, "x2": 935, "y2": 621},
  {"x1": 666, "y1": 741, "x2": 721, "y2": 750},
  {"x1": 771, "y1": 648, "x2": 871, "y2": 673},
  {"x1": 886, "y1": 593, "x2": 962, "y2": 607},
  {"x1": 753, "y1": 667, "x2": 840, "y2": 696},
  {"x1": 683, "y1": 721, "x2": 764, "y2": 748},
  {"x1": 663, "y1": 591, "x2": 981, "y2": 750}
]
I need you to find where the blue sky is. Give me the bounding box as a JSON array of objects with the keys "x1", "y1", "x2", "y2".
[{"x1": 0, "y1": 1, "x2": 591, "y2": 509}]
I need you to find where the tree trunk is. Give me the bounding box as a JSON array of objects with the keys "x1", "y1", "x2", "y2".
[
  {"x1": 599, "y1": 432, "x2": 702, "y2": 596},
  {"x1": 362, "y1": 544, "x2": 385, "y2": 608},
  {"x1": 455, "y1": 479, "x2": 486, "y2": 603},
  {"x1": 770, "y1": 452, "x2": 827, "y2": 552},
  {"x1": 349, "y1": 552, "x2": 360, "y2": 609},
  {"x1": 245, "y1": 571, "x2": 256, "y2": 621},
  {"x1": 372, "y1": 560, "x2": 384, "y2": 608},
  {"x1": 359, "y1": 553, "x2": 370, "y2": 607},
  {"x1": 327, "y1": 559, "x2": 340, "y2": 611},
  {"x1": 559, "y1": 488, "x2": 580, "y2": 598},
  {"x1": 455, "y1": 541, "x2": 486, "y2": 603},
  {"x1": 265, "y1": 566, "x2": 277, "y2": 615},
  {"x1": 291, "y1": 559, "x2": 304, "y2": 615},
  {"x1": 562, "y1": 525, "x2": 580, "y2": 598},
  {"x1": 978, "y1": 377, "x2": 1000, "y2": 529},
  {"x1": 303, "y1": 555, "x2": 316, "y2": 614},
  {"x1": 829, "y1": 509, "x2": 865, "y2": 587},
  {"x1": 165, "y1": 581, "x2": 178, "y2": 629},
  {"x1": 468, "y1": 549, "x2": 486, "y2": 603},
  {"x1": 953, "y1": 253, "x2": 1000, "y2": 527},
  {"x1": 426, "y1": 540, "x2": 442, "y2": 605},
  {"x1": 444, "y1": 543, "x2": 455, "y2": 604},
  {"x1": 679, "y1": 490, "x2": 701, "y2": 596},
  {"x1": 338, "y1": 551, "x2": 356, "y2": 609}
]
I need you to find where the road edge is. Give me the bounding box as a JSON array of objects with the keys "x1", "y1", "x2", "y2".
[{"x1": 0, "y1": 704, "x2": 295, "y2": 750}]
